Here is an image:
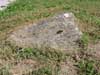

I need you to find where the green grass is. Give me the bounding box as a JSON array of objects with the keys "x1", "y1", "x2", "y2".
[
  {"x1": 0, "y1": 67, "x2": 11, "y2": 75},
  {"x1": 16, "y1": 48, "x2": 66, "y2": 62},
  {"x1": 81, "y1": 32, "x2": 90, "y2": 47},
  {"x1": 77, "y1": 58, "x2": 99, "y2": 75},
  {"x1": 0, "y1": 0, "x2": 100, "y2": 75}
]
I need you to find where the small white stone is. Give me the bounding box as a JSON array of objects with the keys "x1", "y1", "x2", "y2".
[
  {"x1": 75, "y1": 27, "x2": 79, "y2": 31},
  {"x1": 0, "y1": 8, "x2": 3, "y2": 10},
  {"x1": 79, "y1": 31, "x2": 82, "y2": 35},
  {"x1": 64, "y1": 13, "x2": 70, "y2": 18}
]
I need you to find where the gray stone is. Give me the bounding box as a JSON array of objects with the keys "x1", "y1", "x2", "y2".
[{"x1": 7, "y1": 13, "x2": 82, "y2": 52}]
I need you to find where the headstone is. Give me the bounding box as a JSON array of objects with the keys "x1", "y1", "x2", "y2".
[{"x1": 7, "y1": 13, "x2": 82, "y2": 52}]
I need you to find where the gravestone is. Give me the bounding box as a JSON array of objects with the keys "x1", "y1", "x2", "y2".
[{"x1": 7, "y1": 13, "x2": 82, "y2": 52}]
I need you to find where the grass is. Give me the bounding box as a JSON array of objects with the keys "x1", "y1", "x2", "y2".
[
  {"x1": 0, "y1": 67, "x2": 11, "y2": 75},
  {"x1": 80, "y1": 32, "x2": 90, "y2": 48},
  {"x1": 0, "y1": 0, "x2": 100, "y2": 75},
  {"x1": 77, "y1": 58, "x2": 100, "y2": 75},
  {"x1": 16, "y1": 48, "x2": 66, "y2": 75},
  {"x1": 78, "y1": 60, "x2": 95, "y2": 75},
  {"x1": 0, "y1": 47, "x2": 65, "y2": 75},
  {"x1": 16, "y1": 48, "x2": 66, "y2": 62}
]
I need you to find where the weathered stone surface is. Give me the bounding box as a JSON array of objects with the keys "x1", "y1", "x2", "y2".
[
  {"x1": 7, "y1": 13, "x2": 82, "y2": 51},
  {"x1": 0, "y1": 0, "x2": 15, "y2": 10}
]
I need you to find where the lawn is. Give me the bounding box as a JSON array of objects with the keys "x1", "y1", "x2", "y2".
[{"x1": 0, "y1": 0, "x2": 100, "y2": 75}]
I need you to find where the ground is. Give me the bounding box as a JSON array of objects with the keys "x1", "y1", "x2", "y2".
[{"x1": 0, "y1": 0, "x2": 100, "y2": 75}]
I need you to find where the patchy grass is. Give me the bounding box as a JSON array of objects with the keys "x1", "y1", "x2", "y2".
[
  {"x1": 80, "y1": 32, "x2": 90, "y2": 47},
  {"x1": 0, "y1": 67, "x2": 11, "y2": 75},
  {"x1": 16, "y1": 48, "x2": 66, "y2": 63},
  {"x1": 0, "y1": 0, "x2": 100, "y2": 75},
  {"x1": 77, "y1": 58, "x2": 100, "y2": 75}
]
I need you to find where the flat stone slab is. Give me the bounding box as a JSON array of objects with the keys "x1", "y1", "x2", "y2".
[
  {"x1": 0, "y1": 0, "x2": 15, "y2": 10},
  {"x1": 7, "y1": 13, "x2": 82, "y2": 51}
]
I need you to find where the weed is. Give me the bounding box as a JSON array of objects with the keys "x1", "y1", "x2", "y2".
[
  {"x1": 0, "y1": 66, "x2": 11, "y2": 75},
  {"x1": 77, "y1": 59, "x2": 99, "y2": 75},
  {"x1": 81, "y1": 32, "x2": 89, "y2": 47},
  {"x1": 16, "y1": 48, "x2": 66, "y2": 62}
]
